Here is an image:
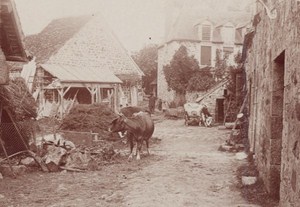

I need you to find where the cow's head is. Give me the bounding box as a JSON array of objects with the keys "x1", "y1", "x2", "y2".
[{"x1": 108, "y1": 114, "x2": 127, "y2": 133}]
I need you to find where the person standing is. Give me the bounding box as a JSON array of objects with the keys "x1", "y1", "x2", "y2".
[{"x1": 148, "y1": 93, "x2": 156, "y2": 114}]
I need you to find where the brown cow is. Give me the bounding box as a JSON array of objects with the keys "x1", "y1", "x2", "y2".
[{"x1": 108, "y1": 111, "x2": 154, "y2": 160}]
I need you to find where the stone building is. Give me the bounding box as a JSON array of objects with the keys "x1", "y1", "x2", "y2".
[
  {"x1": 0, "y1": 0, "x2": 27, "y2": 84},
  {"x1": 157, "y1": 3, "x2": 250, "y2": 123},
  {"x1": 244, "y1": 0, "x2": 300, "y2": 204},
  {"x1": 25, "y1": 15, "x2": 144, "y2": 109}
]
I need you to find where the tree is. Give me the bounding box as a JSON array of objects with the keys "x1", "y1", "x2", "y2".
[
  {"x1": 132, "y1": 44, "x2": 158, "y2": 94},
  {"x1": 163, "y1": 45, "x2": 200, "y2": 105},
  {"x1": 214, "y1": 49, "x2": 229, "y2": 80},
  {"x1": 187, "y1": 68, "x2": 216, "y2": 92}
]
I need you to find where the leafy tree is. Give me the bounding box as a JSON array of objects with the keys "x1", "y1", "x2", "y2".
[
  {"x1": 187, "y1": 68, "x2": 216, "y2": 92},
  {"x1": 132, "y1": 44, "x2": 158, "y2": 94},
  {"x1": 163, "y1": 45, "x2": 199, "y2": 95},
  {"x1": 214, "y1": 49, "x2": 229, "y2": 80}
]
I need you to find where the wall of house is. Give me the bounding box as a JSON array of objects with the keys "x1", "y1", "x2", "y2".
[
  {"x1": 157, "y1": 41, "x2": 199, "y2": 102},
  {"x1": 186, "y1": 85, "x2": 226, "y2": 123},
  {"x1": 245, "y1": 0, "x2": 300, "y2": 203},
  {"x1": 158, "y1": 39, "x2": 242, "y2": 104}
]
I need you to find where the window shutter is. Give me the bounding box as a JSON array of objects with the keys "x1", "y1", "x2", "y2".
[
  {"x1": 202, "y1": 25, "x2": 211, "y2": 41},
  {"x1": 201, "y1": 46, "x2": 212, "y2": 66}
]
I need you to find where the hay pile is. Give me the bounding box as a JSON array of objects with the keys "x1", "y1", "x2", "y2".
[
  {"x1": 0, "y1": 77, "x2": 37, "y2": 154},
  {"x1": 59, "y1": 104, "x2": 118, "y2": 139},
  {"x1": 0, "y1": 77, "x2": 37, "y2": 121}
]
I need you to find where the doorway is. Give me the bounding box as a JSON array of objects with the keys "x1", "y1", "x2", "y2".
[
  {"x1": 216, "y1": 98, "x2": 225, "y2": 123},
  {"x1": 270, "y1": 51, "x2": 285, "y2": 198}
]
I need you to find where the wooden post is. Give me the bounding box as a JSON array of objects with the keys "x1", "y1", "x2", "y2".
[
  {"x1": 114, "y1": 84, "x2": 119, "y2": 112},
  {"x1": 86, "y1": 86, "x2": 97, "y2": 104},
  {"x1": 95, "y1": 86, "x2": 101, "y2": 103},
  {"x1": 57, "y1": 88, "x2": 63, "y2": 119},
  {"x1": 57, "y1": 86, "x2": 71, "y2": 119}
]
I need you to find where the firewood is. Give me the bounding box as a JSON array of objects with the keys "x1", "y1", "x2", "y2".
[{"x1": 27, "y1": 150, "x2": 49, "y2": 172}]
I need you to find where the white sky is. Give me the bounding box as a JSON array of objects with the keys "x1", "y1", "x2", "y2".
[
  {"x1": 14, "y1": 0, "x2": 166, "y2": 52},
  {"x1": 14, "y1": 0, "x2": 252, "y2": 52}
]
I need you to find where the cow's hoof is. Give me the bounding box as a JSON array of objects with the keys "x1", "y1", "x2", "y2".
[{"x1": 128, "y1": 154, "x2": 133, "y2": 160}]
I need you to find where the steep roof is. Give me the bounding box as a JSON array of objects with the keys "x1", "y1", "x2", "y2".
[
  {"x1": 165, "y1": 10, "x2": 251, "y2": 45},
  {"x1": 25, "y1": 14, "x2": 143, "y2": 80},
  {"x1": 0, "y1": 0, "x2": 27, "y2": 62},
  {"x1": 41, "y1": 64, "x2": 122, "y2": 84},
  {"x1": 25, "y1": 16, "x2": 92, "y2": 63}
]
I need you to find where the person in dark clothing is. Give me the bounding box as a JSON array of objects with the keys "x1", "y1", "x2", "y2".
[
  {"x1": 201, "y1": 104, "x2": 212, "y2": 127},
  {"x1": 148, "y1": 93, "x2": 156, "y2": 114},
  {"x1": 157, "y1": 99, "x2": 162, "y2": 111}
]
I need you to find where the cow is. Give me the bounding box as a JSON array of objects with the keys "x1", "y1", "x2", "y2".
[
  {"x1": 118, "y1": 106, "x2": 149, "y2": 139},
  {"x1": 108, "y1": 111, "x2": 154, "y2": 160}
]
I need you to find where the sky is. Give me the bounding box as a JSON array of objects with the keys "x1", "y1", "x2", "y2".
[
  {"x1": 14, "y1": 0, "x2": 253, "y2": 53},
  {"x1": 14, "y1": 0, "x2": 166, "y2": 52}
]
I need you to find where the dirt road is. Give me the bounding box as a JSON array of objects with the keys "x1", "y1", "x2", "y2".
[
  {"x1": 0, "y1": 119, "x2": 259, "y2": 207},
  {"x1": 122, "y1": 119, "x2": 256, "y2": 207}
]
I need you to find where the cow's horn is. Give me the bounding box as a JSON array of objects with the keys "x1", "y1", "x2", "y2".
[{"x1": 118, "y1": 112, "x2": 125, "y2": 117}]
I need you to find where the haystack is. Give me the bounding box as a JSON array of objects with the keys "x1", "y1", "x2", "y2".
[
  {"x1": 59, "y1": 104, "x2": 118, "y2": 139},
  {"x1": 0, "y1": 77, "x2": 37, "y2": 154}
]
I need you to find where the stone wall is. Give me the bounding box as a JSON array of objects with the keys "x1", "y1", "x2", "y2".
[
  {"x1": 186, "y1": 85, "x2": 226, "y2": 123},
  {"x1": 245, "y1": 0, "x2": 300, "y2": 204}
]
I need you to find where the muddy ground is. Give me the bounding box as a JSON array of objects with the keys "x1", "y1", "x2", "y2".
[{"x1": 0, "y1": 117, "x2": 278, "y2": 207}]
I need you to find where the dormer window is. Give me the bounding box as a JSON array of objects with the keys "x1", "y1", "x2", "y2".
[
  {"x1": 197, "y1": 20, "x2": 213, "y2": 41},
  {"x1": 202, "y1": 25, "x2": 211, "y2": 41},
  {"x1": 221, "y1": 23, "x2": 235, "y2": 44}
]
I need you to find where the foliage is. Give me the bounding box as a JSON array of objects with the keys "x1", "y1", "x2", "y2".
[
  {"x1": 187, "y1": 69, "x2": 216, "y2": 92},
  {"x1": 132, "y1": 44, "x2": 158, "y2": 94},
  {"x1": 214, "y1": 49, "x2": 229, "y2": 80},
  {"x1": 226, "y1": 51, "x2": 243, "y2": 95},
  {"x1": 163, "y1": 46, "x2": 200, "y2": 94}
]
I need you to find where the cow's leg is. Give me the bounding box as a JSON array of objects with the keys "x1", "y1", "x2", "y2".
[
  {"x1": 145, "y1": 139, "x2": 150, "y2": 155},
  {"x1": 136, "y1": 140, "x2": 143, "y2": 160},
  {"x1": 128, "y1": 137, "x2": 134, "y2": 160}
]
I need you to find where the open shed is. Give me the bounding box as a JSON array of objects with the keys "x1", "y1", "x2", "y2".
[{"x1": 37, "y1": 63, "x2": 122, "y2": 118}]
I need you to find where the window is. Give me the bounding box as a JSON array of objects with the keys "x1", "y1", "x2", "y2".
[
  {"x1": 202, "y1": 25, "x2": 211, "y2": 41},
  {"x1": 201, "y1": 46, "x2": 211, "y2": 66}
]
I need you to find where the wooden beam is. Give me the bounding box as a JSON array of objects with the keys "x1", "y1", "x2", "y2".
[
  {"x1": 86, "y1": 86, "x2": 97, "y2": 104},
  {"x1": 113, "y1": 84, "x2": 118, "y2": 112},
  {"x1": 61, "y1": 82, "x2": 115, "y2": 88},
  {"x1": 62, "y1": 86, "x2": 71, "y2": 96}
]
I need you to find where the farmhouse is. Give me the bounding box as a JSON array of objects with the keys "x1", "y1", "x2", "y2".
[{"x1": 157, "y1": 5, "x2": 250, "y2": 122}]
